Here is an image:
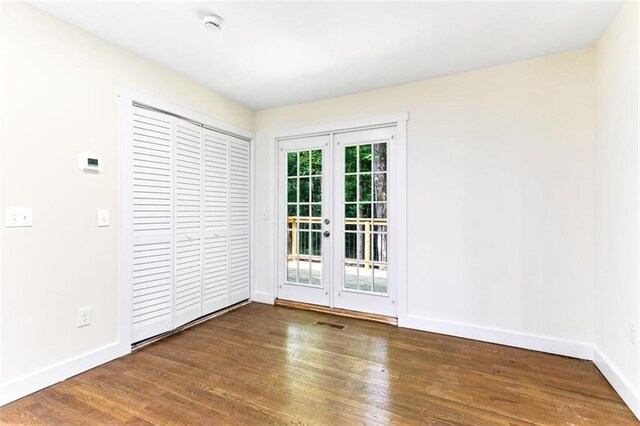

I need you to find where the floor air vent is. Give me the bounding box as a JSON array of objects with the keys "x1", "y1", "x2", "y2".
[{"x1": 315, "y1": 321, "x2": 346, "y2": 330}]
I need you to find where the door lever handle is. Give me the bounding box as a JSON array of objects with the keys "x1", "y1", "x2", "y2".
[{"x1": 323, "y1": 231, "x2": 331, "y2": 238}]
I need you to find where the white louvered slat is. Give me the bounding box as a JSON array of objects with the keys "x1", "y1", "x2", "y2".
[
  {"x1": 229, "y1": 137, "x2": 249, "y2": 231},
  {"x1": 132, "y1": 107, "x2": 174, "y2": 342},
  {"x1": 203, "y1": 233, "x2": 228, "y2": 313},
  {"x1": 202, "y1": 128, "x2": 230, "y2": 314},
  {"x1": 203, "y1": 130, "x2": 228, "y2": 231},
  {"x1": 228, "y1": 136, "x2": 250, "y2": 303},
  {"x1": 174, "y1": 119, "x2": 203, "y2": 327},
  {"x1": 229, "y1": 233, "x2": 250, "y2": 303},
  {"x1": 229, "y1": 137, "x2": 250, "y2": 230}
]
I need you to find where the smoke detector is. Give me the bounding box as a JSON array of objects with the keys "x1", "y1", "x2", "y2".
[{"x1": 203, "y1": 14, "x2": 224, "y2": 31}]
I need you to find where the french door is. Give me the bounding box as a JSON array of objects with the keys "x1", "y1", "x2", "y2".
[
  {"x1": 277, "y1": 135, "x2": 332, "y2": 306},
  {"x1": 277, "y1": 126, "x2": 396, "y2": 317}
]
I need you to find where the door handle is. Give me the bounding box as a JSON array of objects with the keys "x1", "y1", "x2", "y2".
[{"x1": 323, "y1": 230, "x2": 331, "y2": 238}]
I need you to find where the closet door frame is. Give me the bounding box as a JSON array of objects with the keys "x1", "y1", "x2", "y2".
[{"x1": 118, "y1": 89, "x2": 255, "y2": 352}]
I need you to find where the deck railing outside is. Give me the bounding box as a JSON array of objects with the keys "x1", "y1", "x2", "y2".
[{"x1": 287, "y1": 216, "x2": 387, "y2": 268}]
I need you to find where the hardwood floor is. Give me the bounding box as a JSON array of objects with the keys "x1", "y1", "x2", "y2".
[{"x1": 1, "y1": 303, "x2": 637, "y2": 425}]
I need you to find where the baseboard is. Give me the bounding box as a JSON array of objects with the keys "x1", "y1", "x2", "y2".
[
  {"x1": 400, "y1": 314, "x2": 593, "y2": 360},
  {"x1": 593, "y1": 347, "x2": 640, "y2": 420},
  {"x1": 0, "y1": 341, "x2": 129, "y2": 406},
  {"x1": 252, "y1": 291, "x2": 275, "y2": 304}
]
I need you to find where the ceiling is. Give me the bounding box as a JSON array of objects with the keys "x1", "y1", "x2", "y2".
[{"x1": 30, "y1": 1, "x2": 622, "y2": 110}]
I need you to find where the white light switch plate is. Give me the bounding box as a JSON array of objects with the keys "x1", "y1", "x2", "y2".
[
  {"x1": 97, "y1": 209, "x2": 110, "y2": 227},
  {"x1": 5, "y1": 208, "x2": 32, "y2": 227}
]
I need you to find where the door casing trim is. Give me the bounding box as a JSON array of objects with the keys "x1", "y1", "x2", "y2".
[{"x1": 265, "y1": 113, "x2": 408, "y2": 322}]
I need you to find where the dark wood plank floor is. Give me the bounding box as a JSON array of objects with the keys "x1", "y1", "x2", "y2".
[{"x1": 1, "y1": 303, "x2": 637, "y2": 425}]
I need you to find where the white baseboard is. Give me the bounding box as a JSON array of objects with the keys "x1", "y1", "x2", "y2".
[
  {"x1": 0, "y1": 342, "x2": 129, "y2": 406},
  {"x1": 593, "y1": 347, "x2": 640, "y2": 420},
  {"x1": 400, "y1": 314, "x2": 593, "y2": 360},
  {"x1": 252, "y1": 291, "x2": 275, "y2": 304}
]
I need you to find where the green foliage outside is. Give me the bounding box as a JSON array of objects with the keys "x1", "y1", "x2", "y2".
[{"x1": 286, "y1": 143, "x2": 388, "y2": 258}]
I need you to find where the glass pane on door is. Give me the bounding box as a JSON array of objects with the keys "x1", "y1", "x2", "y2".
[
  {"x1": 343, "y1": 142, "x2": 388, "y2": 294},
  {"x1": 286, "y1": 149, "x2": 323, "y2": 286}
]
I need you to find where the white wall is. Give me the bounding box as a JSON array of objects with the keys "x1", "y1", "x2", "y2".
[
  {"x1": 594, "y1": 1, "x2": 640, "y2": 414},
  {"x1": 0, "y1": 1, "x2": 253, "y2": 390},
  {"x1": 254, "y1": 49, "x2": 596, "y2": 356},
  {"x1": 3, "y1": 0, "x2": 637, "y2": 416}
]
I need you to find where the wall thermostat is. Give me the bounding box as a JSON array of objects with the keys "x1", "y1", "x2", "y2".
[{"x1": 78, "y1": 153, "x2": 103, "y2": 173}]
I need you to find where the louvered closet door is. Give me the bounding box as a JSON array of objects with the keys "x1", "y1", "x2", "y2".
[
  {"x1": 202, "y1": 128, "x2": 229, "y2": 314},
  {"x1": 173, "y1": 119, "x2": 203, "y2": 327},
  {"x1": 228, "y1": 136, "x2": 251, "y2": 304},
  {"x1": 131, "y1": 107, "x2": 174, "y2": 342}
]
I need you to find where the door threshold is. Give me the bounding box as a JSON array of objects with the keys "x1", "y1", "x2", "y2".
[{"x1": 274, "y1": 299, "x2": 398, "y2": 325}]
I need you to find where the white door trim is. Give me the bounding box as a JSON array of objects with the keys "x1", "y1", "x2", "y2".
[
  {"x1": 266, "y1": 113, "x2": 408, "y2": 322},
  {"x1": 117, "y1": 89, "x2": 255, "y2": 351}
]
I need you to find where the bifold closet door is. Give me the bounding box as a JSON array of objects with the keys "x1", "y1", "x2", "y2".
[
  {"x1": 202, "y1": 128, "x2": 229, "y2": 315},
  {"x1": 131, "y1": 106, "x2": 175, "y2": 343},
  {"x1": 202, "y1": 131, "x2": 251, "y2": 311},
  {"x1": 173, "y1": 118, "x2": 204, "y2": 327},
  {"x1": 130, "y1": 106, "x2": 251, "y2": 342},
  {"x1": 228, "y1": 136, "x2": 251, "y2": 304}
]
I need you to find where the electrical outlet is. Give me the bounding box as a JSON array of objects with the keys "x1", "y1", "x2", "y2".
[
  {"x1": 77, "y1": 307, "x2": 92, "y2": 328},
  {"x1": 630, "y1": 321, "x2": 638, "y2": 347}
]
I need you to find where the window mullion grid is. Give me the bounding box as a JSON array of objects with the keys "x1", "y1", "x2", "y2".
[
  {"x1": 356, "y1": 144, "x2": 362, "y2": 290},
  {"x1": 296, "y1": 151, "x2": 302, "y2": 283},
  {"x1": 369, "y1": 145, "x2": 374, "y2": 289}
]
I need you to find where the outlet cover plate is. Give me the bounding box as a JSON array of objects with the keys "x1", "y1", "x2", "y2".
[{"x1": 77, "y1": 307, "x2": 92, "y2": 327}]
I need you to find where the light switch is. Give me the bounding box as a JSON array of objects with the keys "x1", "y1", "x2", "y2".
[
  {"x1": 5, "y1": 208, "x2": 32, "y2": 227},
  {"x1": 97, "y1": 209, "x2": 110, "y2": 227}
]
